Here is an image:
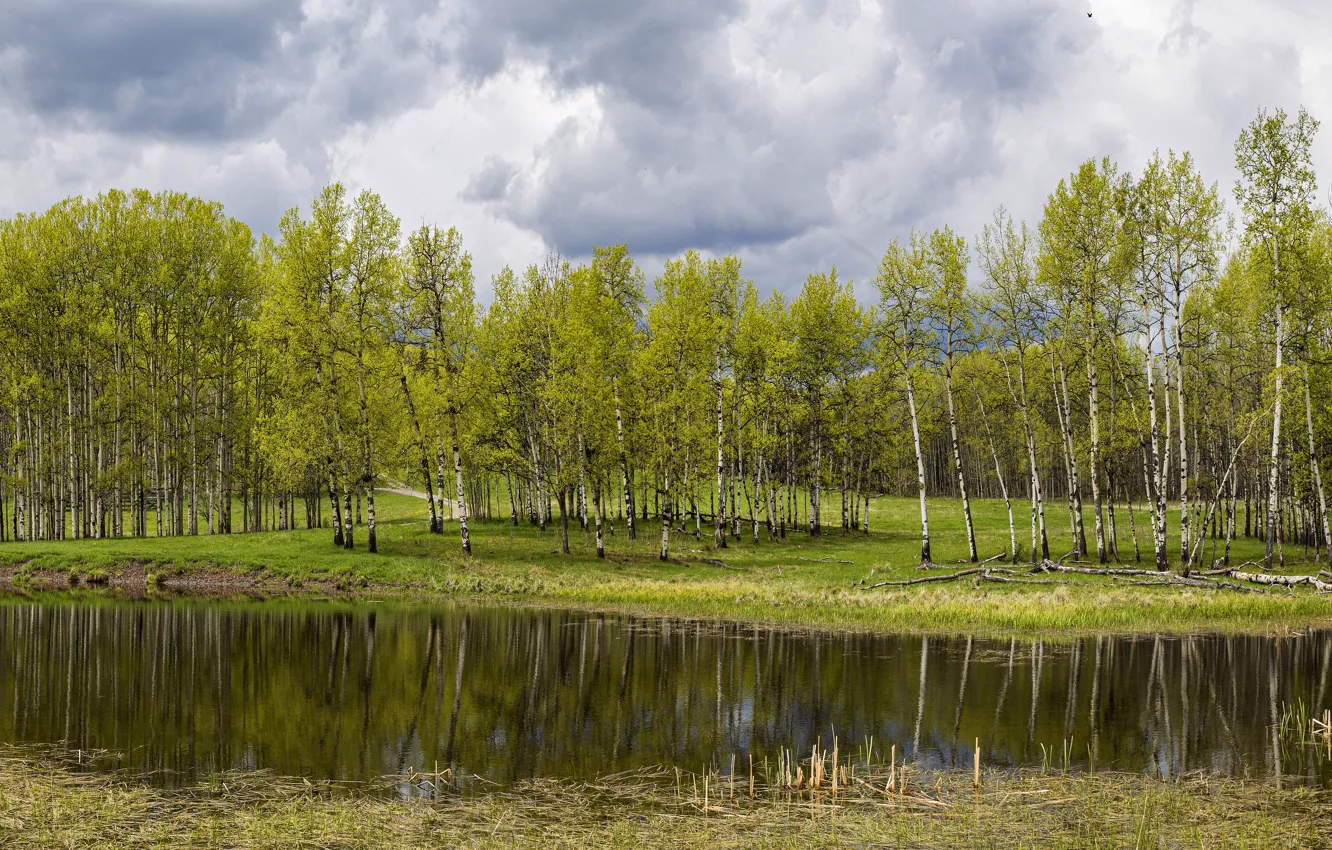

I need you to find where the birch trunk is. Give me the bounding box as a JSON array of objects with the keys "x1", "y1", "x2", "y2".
[
  {"x1": 1266, "y1": 298, "x2": 1284, "y2": 568},
  {"x1": 593, "y1": 480, "x2": 604, "y2": 558},
  {"x1": 1143, "y1": 321, "x2": 1169, "y2": 572},
  {"x1": 1086, "y1": 347, "x2": 1107, "y2": 563},
  {"x1": 972, "y1": 383, "x2": 1015, "y2": 561},
  {"x1": 944, "y1": 361, "x2": 977, "y2": 561},
  {"x1": 809, "y1": 397, "x2": 822, "y2": 536},
  {"x1": 399, "y1": 369, "x2": 439, "y2": 533},
  {"x1": 575, "y1": 431, "x2": 588, "y2": 531},
  {"x1": 1172, "y1": 290, "x2": 1191, "y2": 571},
  {"x1": 905, "y1": 374, "x2": 930, "y2": 563},
  {"x1": 1303, "y1": 363, "x2": 1331, "y2": 567},
  {"x1": 451, "y1": 406, "x2": 470, "y2": 555},
  {"x1": 1055, "y1": 353, "x2": 1088, "y2": 556},
  {"x1": 714, "y1": 361, "x2": 727, "y2": 549},
  {"x1": 612, "y1": 376, "x2": 635, "y2": 540},
  {"x1": 659, "y1": 462, "x2": 672, "y2": 561},
  {"x1": 358, "y1": 366, "x2": 376, "y2": 554},
  {"x1": 1005, "y1": 349, "x2": 1048, "y2": 560},
  {"x1": 342, "y1": 486, "x2": 353, "y2": 549},
  {"x1": 436, "y1": 442, "x2": 450, "y2": 529}
]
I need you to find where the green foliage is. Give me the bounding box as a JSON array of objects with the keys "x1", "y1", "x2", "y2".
[{"x1": 1, "y1": 105, "x2": 1331, "y2": 589}]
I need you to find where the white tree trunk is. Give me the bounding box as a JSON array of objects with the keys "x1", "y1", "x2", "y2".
[
  {"x1": 659, "y1": 464, "x2": 672, "y2": 561},
  {"x1": 1055, "y1": 354, "x2": 1087, "y2": 556},
  {"x1": 945, "y1": 362, "x2": 977, "y2": 561},
  {"x1": 452, "y1": 408, "x2": 470, "y2": 555},
  {"x1": 1266, "y1": 300, "x2": 1284, "y2": 568},
  {"x1": 593, "y1": 480, "x2": 604, "y2": 558},
  {"x1": 1004, "y1": 350, "x2": 1047, "y2": 560},
  {"x1": 714, "y1": 362, "x2": 727, "y2": 549},
  {"x1": 906, "y1": 374, "x2": 930, "y2": 563},
  {"x1": 1303, "y1": 363, "x2": 1330, "y2": 566},
  {"x1": 1143, "y1": 321, "x2": 1169, "y2": 572},
  {"x1": 1086, "y1": 351, "x2": 1107, "y2": 563},
  {"x1": 612, "y1": 376, "x2": 635, "y2": 540},
  {"x1": 973, "y1": 383, "x2": 1015, "y2": 561},
  {"x1": 1172, "y1": 291, "x2": 1190, "y2": 571}
]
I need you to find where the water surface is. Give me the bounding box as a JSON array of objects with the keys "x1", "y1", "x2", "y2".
[{"x1": 0, "y1": 594, "x2": 1327, "y2": 787}]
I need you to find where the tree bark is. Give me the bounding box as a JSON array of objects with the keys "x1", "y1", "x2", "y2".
[
  {"x1": 714, "y1": 358, "x2": 727, "y2": 549},
  {"x1": 1266, "y1": 299, "x2": 1284, "y2": 568},
  {"x1": 451, "y1": 405, "x2": 470, "y2": 555},
  {"x1": 612, "y1": 376, "x2": 635, "y2": 540},
  {"x1": 972, "y1": 383, "x2": 1015, "y2": 561},
  {"x1": 945, "y1": 361, "x2": 977, "y2": 561},
  {"x1": 399, "y1": 369, "x2": 439, "y2": 533},
  {"x1": 1303, "y1": 363, "x2": 1331, "y2": 567},
  {"x1": 905, "y1": 374, "x2": 930, "y2": 563}
]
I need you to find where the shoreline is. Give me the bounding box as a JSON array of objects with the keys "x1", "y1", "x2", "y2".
[{"x1": 3, "y1": 553, "x2": 1330, "y2": 639}]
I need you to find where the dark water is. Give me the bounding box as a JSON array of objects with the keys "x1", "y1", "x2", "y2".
[{"x1": 0, "y1": 594, "x2": 1328, "y2": 788}]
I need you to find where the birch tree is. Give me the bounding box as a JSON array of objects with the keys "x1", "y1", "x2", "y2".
[
  {"x1": 926, "y1": 226, "x2": 979, "y2": 561},
  {"x1": 979, "y1": 207, "x2": 1050, "y2": 562},
  {"x1": 1234, "y1": 106, "x2": 1320, "y2": 568},
  {"x1": 876, "y1": 234, "x2": 935, "y2": 563},
  {"x1": 1040, "y1": 157, "x2": 1126, "y2": 564},
  {"x1": 406, "y1": 225, "x2": 477, "y2": 555}
]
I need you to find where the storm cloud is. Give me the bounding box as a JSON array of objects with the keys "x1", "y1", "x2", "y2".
[{"x1": 1, "y1": 0, "x2": 1330, "y2": 296}]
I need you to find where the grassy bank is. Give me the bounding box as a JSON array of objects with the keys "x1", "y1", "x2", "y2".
[
  {"x1": 2, "y1": 492, "x2": 1330, "y2": 636},
  {"x1": 0, "y1": 746, "x2": 1325, "y2": 849}
]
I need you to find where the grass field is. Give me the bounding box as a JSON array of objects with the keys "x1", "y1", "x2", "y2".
[{"x1": 2, "y1": 491, "x2": 1330, "y2": 635}]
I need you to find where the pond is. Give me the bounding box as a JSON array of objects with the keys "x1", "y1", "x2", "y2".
[{"x1": 0, "y1": 594, "x2": 1328, "y2": 788}]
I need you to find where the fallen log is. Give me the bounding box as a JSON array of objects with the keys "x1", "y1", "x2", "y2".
[
  {"x1": 1035, "y1": 561, "x2": 1163, "y2": 578},
  {"x1": 865, "y1": 567, "x2": 985, "y2": 589},
  {"x1": 1230, "y1": 571, "x2": 1332, "y2": 593},
  {"x1": 1120, "y1": 575, "x2": 1262, "y2": 592}
]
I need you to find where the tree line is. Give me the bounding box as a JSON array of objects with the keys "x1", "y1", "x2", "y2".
[{"x1": 1, "y1": 107, "x2": 1328, "y2": 575}]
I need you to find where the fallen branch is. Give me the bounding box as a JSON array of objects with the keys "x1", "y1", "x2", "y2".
[
  {"x1": 865, "y1": 567, "x2": 984, "y2": 589},
  {"x1": 1199, "y1": 560, "x2": 1260, "y2": 576},
  {"x1": 1140, "y1": 576, "x2": 1261, "y2": 592}
]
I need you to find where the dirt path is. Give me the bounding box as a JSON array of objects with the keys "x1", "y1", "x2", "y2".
[{"x1": 379, "y1": 486, "x2": 456, "y2": 510}]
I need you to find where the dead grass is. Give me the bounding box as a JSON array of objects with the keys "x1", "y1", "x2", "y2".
[{"x1": 0, "y1": 745, "x2": 1325, "y2": 849}]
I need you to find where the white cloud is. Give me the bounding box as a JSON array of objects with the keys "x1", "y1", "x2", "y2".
[{"x1": 1, "y1": 0, "x2": 1329, "y2": 302}]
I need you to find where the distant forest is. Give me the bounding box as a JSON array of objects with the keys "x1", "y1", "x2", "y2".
[{"x1": 0, "y1": 106, "x2": 1327, "y2": 574}]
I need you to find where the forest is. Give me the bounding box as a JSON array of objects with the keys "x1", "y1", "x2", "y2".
[{"x1": 1, "y1": 106, "x2": 1328, "y2": 579}]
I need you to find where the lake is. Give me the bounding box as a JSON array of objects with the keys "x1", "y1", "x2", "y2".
[{"x1": 0, "y1": 594, "x2": 1327, "y2": 788}]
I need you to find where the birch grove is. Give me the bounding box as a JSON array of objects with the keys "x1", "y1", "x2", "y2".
[{"x1": 1, "y1": 108, "x2": 1331, "y2": 579}]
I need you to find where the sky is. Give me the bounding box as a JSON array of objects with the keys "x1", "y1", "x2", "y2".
[{"x1": 2, "y1": 0, "x2": 1330, "y2": 304}]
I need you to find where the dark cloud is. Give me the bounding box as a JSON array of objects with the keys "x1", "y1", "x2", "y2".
[
  {"x1": 461, "y1": 0, "x2": 1094, "y2": 282},
  {"x1": 452, "y1": 0, "x2": 744, "y2": 109},
  {"x1": 0, "y1": 1, "x2": 302, "y2": 138},
  {"x1": 0, "y1": 0, "x2": 450, "y2": 143},
  {"x1": 3, "y1": 0, "x2": 1326, "y2": 299},
  {"x1": 462, "y1": 157, "x2": 518, "y2": 203}
]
